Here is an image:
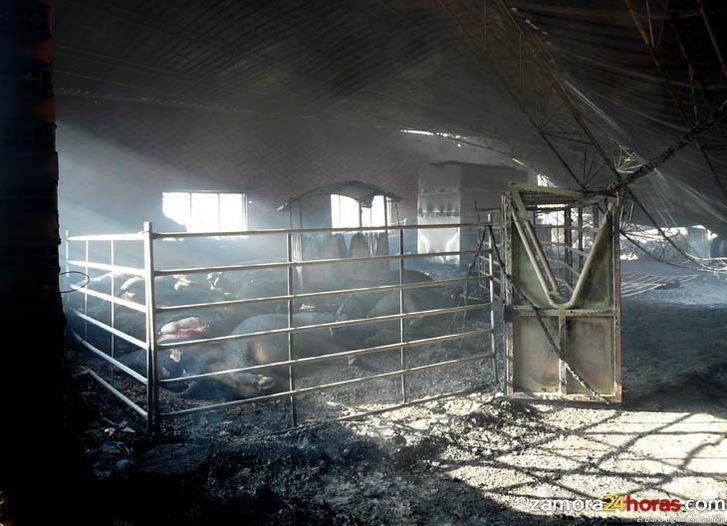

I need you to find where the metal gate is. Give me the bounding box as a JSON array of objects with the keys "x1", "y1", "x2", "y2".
[
  {"x1": 64, "y1": 220, "x2": 500, "y2": 434},
  {"x1": 501, "y1": 183, "x2": 622, "y2": 403}
]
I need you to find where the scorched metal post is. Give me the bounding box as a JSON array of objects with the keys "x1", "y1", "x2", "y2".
[
  {"x1": 143, "y1": 221, "x2": 160, "y2": 434},
  {"x1": 286, "y1": 232, "x2": 298, "y2": 426},
  {"x1": 399, "y1": 227, "x2": 407, "y2": 402}
]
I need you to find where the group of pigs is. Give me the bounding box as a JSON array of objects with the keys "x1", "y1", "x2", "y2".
[{"x1": 70, "y1": 267, "x2": 460, "y2": 400}]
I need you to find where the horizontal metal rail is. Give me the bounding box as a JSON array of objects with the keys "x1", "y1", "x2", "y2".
[
  {"x1": 534, "y1": 224, "x2": 598, "y2": 232},
  {"x1": 73, "y1": 309, "x2": 147, "y2": 349},
  {"x1": 162, "y1": 350, "x2": 496, "y2": 416},
  {"x1": 155, "y1": 276, "x2": 486, "y2": 313},
  {"x1": 72, "y1": 330, "x2": 148, "y2": 385},
  {"x1": 67, "y1": 232, "x2": 145, "y2": 242},
  {"x1": 153, "y1": 222, "x2": 484, "y2": 239},
  {"x1": 67, "y1": 220, "x2": 497, "y2": 432},
  {"x1": 70, "y1": 284, "x2": 147, "y2": 313},
  {"x1": 84, "y1": 368, "x2": 148, "y2": 417},
  {"x1": 543, "y1": 242, "x2": 590, "y2": 257},
  {"x1": 158, "y1": 303, "x2": 489, "y2": 349},
  {"x1": 509, "y1": 306, "x2": 614, "y2": 317},
  {"x1": 67, "y1": 260, "x2": 146, "y2": 276},
  {"x1": 160, "y1": 328, "x2": 491, "y2": 383},
  {"x1": 154, "y1": 249, "x2": 485, "y2": 276}
]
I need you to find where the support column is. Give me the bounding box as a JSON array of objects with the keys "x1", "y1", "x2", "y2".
[{"x1": 0, "y1": 2, "x2": 95, "y2": 523}]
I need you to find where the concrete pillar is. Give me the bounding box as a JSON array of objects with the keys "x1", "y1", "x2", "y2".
[{"x1": 0, "y1": 2, "x2": 94, "y2": 523}]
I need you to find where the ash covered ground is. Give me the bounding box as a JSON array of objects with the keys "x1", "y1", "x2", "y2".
[{"x1": 71, "y1": 262, "x2": 727, "y2": 525}]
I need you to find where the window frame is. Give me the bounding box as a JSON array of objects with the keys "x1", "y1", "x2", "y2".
[{"x1": 162, "y1": 190, "x2": 248, "y2": 232}]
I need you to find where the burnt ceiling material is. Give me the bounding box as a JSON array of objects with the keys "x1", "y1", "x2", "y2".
[{"x1": 54, "y1": 0, "x2": 727, "y2": 231}]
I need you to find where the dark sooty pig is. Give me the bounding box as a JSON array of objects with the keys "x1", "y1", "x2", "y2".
[
  {"x1": 352, "y1": 269, "x2": 435, "y2": 314},
  {"x1": 366, "y1": 285, "x2": 458, "y2": 343},
  {"x1": 221, "y1": 299, "x2": 373, "y2": 390},
  {"x1": 122, "y1": 316, "x2": 276, "y2": 398}
]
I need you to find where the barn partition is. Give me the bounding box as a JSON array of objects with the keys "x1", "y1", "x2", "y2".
[{"x1": 64, "y1": 220, "x2": 501, "y2": 434}]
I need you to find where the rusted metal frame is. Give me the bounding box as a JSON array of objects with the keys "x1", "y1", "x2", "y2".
[
  {"x1": 509, "y1": 391, "x2": 615, "y2": 403},
  {"x1": 85, "y1": 368, "x2": 148, "y2": 418},
  {"x1": 72, "y1": 330, "x2": 148, "y2": 385},
  {"x1": 501, "y1": 193, "x2": 621, "y2": 403},
  {"x1": 509, "y1": 306, "x2": 614, "y2": 317},
  {"x1": 512, "y1": 194, "x2": 616, "y2": 310},
  {"x1": 155, "y1": 276, "x2": 482, "y2": 313},
  {"x1": 154, "y1": 248, "x2": 484, "y2": 276},
  {"x1": 611, "y1": 201, "x2": 623, "y2": 402},
  {"x1": 157, "y1": 303, "x2": 489, "y2": 350},
  {"x1": 160, "y1": 329, "x2": 491, "y2": 384},
  {"x1": 695, "y1": 0, "x2": 727, "y2": 80},
  {"x1": 510, "y1": 188, "x2": 561, "y2": 295},
  {"x1": 143, "y1": 222, "x2": 160, "y2": 434},
  {"x1": 624, "y1": 0, "x2": 727, "y2": 201},
  {"x1": 161, "y1": 351, "x2": 497, "y2": 417}
]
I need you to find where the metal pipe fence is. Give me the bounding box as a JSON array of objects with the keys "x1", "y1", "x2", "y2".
[{"x1": 64, "y1": 220, "x2": 500, "y2": 435}]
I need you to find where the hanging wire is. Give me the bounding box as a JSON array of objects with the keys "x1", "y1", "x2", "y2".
[
  {"x1": 59, "y1": 271, "x2": 90, "y2": 294},
  {"x1": 625, "y1": 190, "x2": 727, "y2": 273}
]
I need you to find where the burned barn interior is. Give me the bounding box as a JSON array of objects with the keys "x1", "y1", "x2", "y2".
[{"x1": 3, "y1": 1, "x2": 727, "y2": 524}]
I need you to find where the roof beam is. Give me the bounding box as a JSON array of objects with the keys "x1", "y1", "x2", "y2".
[
  {"x1": 695, "y1": 0, "x2": 727, "y2": 80},
  {"x1": 608, "y1": 100, "x2": 727, "y2": 194},
  {"x1": 624, "y1": 0, "x2": 727, "y2": 202}
]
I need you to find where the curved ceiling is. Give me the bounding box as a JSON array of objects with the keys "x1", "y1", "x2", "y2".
[{"x1": 54, "y1": 0, "x2": 727, "y2": 231}]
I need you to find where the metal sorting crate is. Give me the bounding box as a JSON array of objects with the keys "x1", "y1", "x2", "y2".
[
  {"x1": 502, "y1": 183, "x2": 622, "y2": 403},
  {"x1": 64, "y1": 221, "x2": 500, "y2": 434}
]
